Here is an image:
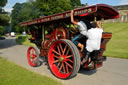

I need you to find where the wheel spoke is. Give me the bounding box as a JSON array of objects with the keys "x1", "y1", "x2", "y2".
[
  {"x1": 63, "y1": 45, "x2": 67, "y2": 55},
  {"x1": 52, "y1": 49, "x2": 60, "y2": 55},
  {"x1": 67, "y1": 59, "x2": 73, "y2": 63},
  {"x1": 30, "y1": 51, "x2": 33, "y2": 57},
  {"x1": 32, "y1": 48, "x2": 35, "y2": 54},
  {"x1": 59, "y1": 43, "x2": 63, "y2": 53},
  {"x1": 59, "y1": 63, "x2": 63, "y2": 72},
  {"x1": 66, "y1": 55, "x2": 73, "y2": 58},
  {"x1": 66, "y1": 48, "x2": 70, "y2": 56},
  {"x1": 57, "y1": 62, "x2": 60, "y2": 67},
  {"x1": 33, "y1": 57, "x2": 37, "y2": 64},
  {"x1": 66, "y1": 64, "x2": 69, "y2": 73},
  {"x1": 53, "y1": 60, "x2": 59, "y2": 64},
  {"x1": 62, "y1": 63, "x2": 66, "y2": 74},
  {"x1": 54, "y1": 55, "x2": 59, "y2": 59},
  {"x1": 57, "y1": 45, "x2": 61, "y2": 55},
  {"x1": 31, "y1": 58, "x2": 35, "y2": 64},
  {"x1": 65, "y1": 62, "x2": 73, "y2": 69}
]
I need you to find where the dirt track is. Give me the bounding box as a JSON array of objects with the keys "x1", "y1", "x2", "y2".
[{"x1": 0, "y1": 37, "x2": 128, "y2": 85}]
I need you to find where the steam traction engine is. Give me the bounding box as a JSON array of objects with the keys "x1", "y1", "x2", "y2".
[{"x1": 20, "y1": 4, "x2": 119, "y2": 79}]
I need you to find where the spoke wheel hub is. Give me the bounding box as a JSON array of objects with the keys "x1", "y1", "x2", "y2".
[{"x1": 58, "y1": 56, "x2": 64, "y2": 62}]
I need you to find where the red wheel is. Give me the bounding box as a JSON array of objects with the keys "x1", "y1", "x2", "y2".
[
  {"x1": 27, "y1": 46, "x2": 40, "y2": 67},
  {"x1": 55, "y1": 27, "x2": 70, "y2": 40},
  {"x1": 48, "y1": 39, "x2": 80, "y2": 79}
]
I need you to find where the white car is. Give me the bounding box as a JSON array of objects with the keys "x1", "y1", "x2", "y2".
[{"x1": 10, "y1": 32, "x2": 15, "y2": 37}]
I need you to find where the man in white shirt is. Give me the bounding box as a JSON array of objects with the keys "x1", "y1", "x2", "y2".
[{"x1": 71, "y1": 10, "x2": 103, "y2": 65}]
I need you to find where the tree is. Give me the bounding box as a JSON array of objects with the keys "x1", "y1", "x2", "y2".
[
  {"x1": 70, "y1": 0, "x2": 81, "y2": 7},
  {"x1": 0, "y1": 25, "x2": 5, "y2": 34},
  {"x1": 35, "y1": 0, "x2": 72, "y2": 16},
  {"x1": 18, "y1": 2, "x2": 41, "y2": 21},
  {"x1": 0, "y1": 0, "x2": 8, "y2": 13},
  {"x1": 10, "y1": 0, "x2": 82, "y2": 33},
  {"x1": 0, "y1": 0, "x2": 9, "y2": 34},
  {"x1": 0, "y1": 0, "x2": 7, "y2": 7},
  {"x1": 11, "y1": 3, "x2": 24, "y2": 32},
  {"x1": 0, "y1": 14, "x2": 10, "y2": 25},
  {"x1": 11, "y1": 2, "x2": 41, "y2": 33}
]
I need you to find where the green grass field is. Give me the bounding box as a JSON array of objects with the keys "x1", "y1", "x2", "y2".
[
  {"x1": 103, "y1": 22, "x2": 128, "y2": 59},
  {"x1": 0, "y1": 57, "x2": 62, "y2": 85}
]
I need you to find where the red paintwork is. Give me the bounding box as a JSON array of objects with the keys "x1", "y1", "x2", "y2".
[
  {"x1": 54, "y1": 27, "x2": 68, "y2": 40},
  {"x1": 27, "y1": 47, "x2": 37, "y2": 67},
  {"x1": 96, "y1": 63, "x2": 103, "y2": 68},
  {"x1": 40, "y1": 27, "x2": 69, "y2": 57},
  {"x1": 23, "y1": 4, "x2": 117, "y2": 78},
  {"x1": 20, "y1": 4, "x2": 119, "y2": 27},
  {"x1": 48, "y1": 40, "x2": 74, "y2": 79},
  {"x1": 95, "y1": 33, "x2": 112, "y2": 68}
]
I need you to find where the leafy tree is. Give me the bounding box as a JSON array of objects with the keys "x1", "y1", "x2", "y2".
[
  {"x1": 0, "y1": 0, "x2": 9, "y2": 34},
  {"x1": 18, "y1": 2, "x2": 41, "y2": 21},
  {"x1": 11, "y1": 3, "x2": 24, "y2": 32},
  {"x1": 11, "y1": 2, "x2": 41, "y2": 33},
  {"x1": 0, "y1": 0, "x2": 7, "y2": 7},
  {"x1": 35, "y1": 0, "x2": 72, "y2": 16},
  {"x1": 0, "y1": 0, "x2": 8, "y2": 13},
  {"x1": 70, "y1": 0, "x2": 81, "y2": 7},
  {"x1": 10, "y1": 0, "x2": 82, "y2": 33},
  {"x1": 0, "y1": 14, "x2": 10, "y2": 25},
  {"x1": 0, "y1": 26, "x2": 5, "y2": 34}
]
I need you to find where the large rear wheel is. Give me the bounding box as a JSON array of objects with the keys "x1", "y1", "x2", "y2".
[{"x1": 48, "y1": 39, "x2": 80, "y2": 79}]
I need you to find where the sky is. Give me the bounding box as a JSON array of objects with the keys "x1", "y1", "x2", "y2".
[
  {"x1": 4, "y1": 0, "x2": 26, "y2": 13},
  {"x1": 81, "y1": 0, "x2": 128, "y2": 5},
  {"x1": 4, "y1": 0, "x2": 128, "y2": 13}
]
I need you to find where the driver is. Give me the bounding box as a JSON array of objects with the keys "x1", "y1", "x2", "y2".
[{"x1": 71, "y1": 10, "x2": 103, "y2": 66}]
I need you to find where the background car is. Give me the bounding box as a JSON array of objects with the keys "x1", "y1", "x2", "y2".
[{"x1": 10, "y1": 32, "x2": 16, "y2": 37}]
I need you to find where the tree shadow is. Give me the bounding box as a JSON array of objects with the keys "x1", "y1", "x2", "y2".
[{"x1": 0, "y1": 37, "x2": 18, "y2": 49}]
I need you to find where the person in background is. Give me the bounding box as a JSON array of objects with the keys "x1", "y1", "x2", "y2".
[
  {"x1": 22, "y1": 31, "x2": 26, "y2": 36},
  {"x1": 71, "y1": 10, "x2": 103, "y2": 66}
]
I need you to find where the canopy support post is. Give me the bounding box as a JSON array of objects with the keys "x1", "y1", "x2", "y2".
[
  {"x1": 94, "y1": 16, "x2": 97, "y2": 22},
  {"x1": 101, "y1": 18, "x2": 104, "y2": 28},
  {"x1": 42, "y1": 25, "x2": 45, "y2": 42}
]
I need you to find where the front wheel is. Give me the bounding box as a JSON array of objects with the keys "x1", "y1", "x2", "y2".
[
  {"x1": 27, "y1": 46, "x2": 40, "y2": 67},
  {"x1": 48, "y1": 39, "x2": 80, "y2": 79}
]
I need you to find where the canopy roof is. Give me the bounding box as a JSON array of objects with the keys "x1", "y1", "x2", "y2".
[{"x1": 20, "y1": 4, "x2": 119, "y2": 27}]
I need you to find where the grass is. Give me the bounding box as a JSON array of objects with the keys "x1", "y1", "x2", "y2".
[
  {"x1": 103, "y1": 22, "x2": 128, "y2": 59},
  {"x1": 16, "y1": 34, "x2": 36, "y2": 47},
  {"x1": 0, "y1": 56, "x2": 62, "y2": 85}
]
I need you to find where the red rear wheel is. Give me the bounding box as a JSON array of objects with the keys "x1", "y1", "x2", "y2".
[
  {"x1": 27, "y1": 46, "x2": 40, "y2": 67},
  {"x1": 48, "y1": 39, "x2": 80, "y2": 79}
]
